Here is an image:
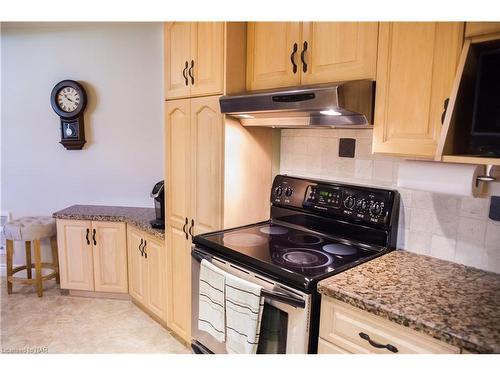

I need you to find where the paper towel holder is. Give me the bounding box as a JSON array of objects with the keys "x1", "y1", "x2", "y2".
[{"x1": 476, "y1": 165, "x2": 496, "y2": 186}]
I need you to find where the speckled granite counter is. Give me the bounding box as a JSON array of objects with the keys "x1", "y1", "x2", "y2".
[
  {"x1": 53, "y1": 205, "x2": 164, "y2": 240},
  {"x1": 317, "y1": 250, "x2": 500, "y2": 353}
]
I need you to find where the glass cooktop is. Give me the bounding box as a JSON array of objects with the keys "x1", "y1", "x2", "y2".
[{"x1": 195, "y1": 221, "x2": 384, "y2": 290}]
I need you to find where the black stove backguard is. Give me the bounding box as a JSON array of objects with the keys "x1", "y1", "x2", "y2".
[{"x1": 270, "y1": 175, "x2": 399, "y2": 248}]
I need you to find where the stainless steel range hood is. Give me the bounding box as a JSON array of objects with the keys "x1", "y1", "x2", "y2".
[{"x1": 219, "y1": 80, "x2": 375, "y2": 128}]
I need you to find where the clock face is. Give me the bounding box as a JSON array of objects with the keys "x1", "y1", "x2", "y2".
[{"x1": 57, "y1": 86, "x2": 81, "y2": 113}]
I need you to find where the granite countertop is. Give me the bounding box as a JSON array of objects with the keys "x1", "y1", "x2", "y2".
[
  {"x1": 53, "y1": 204, "x2": 165, "y2": 240},
  {"x1": 317, "y1": 250, "x2": 500, "y2": 353}
]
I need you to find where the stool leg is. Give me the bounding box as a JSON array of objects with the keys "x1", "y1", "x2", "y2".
[
  {"x1": 25, "y1": 241, "x2": 32, "y2": 279},
  {"x1": 6, "y1": 239, "x2": 13, "y2": 294},
  {"x1": 50, "y1": 236, "x2": 60, "y2": 284},
  {"x1": 34, "y1": 240, "x2": 43, "y2": 297}
]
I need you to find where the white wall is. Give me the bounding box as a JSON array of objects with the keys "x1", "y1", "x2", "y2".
[
  {"x1": 1, "y1": 22, "x2": 164, "y2": 266},
  {"x1": 280, "y1": 129, "x2": 500, "y2": 274}
]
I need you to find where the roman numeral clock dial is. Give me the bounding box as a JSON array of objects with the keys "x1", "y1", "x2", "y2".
[{"x1": 50, "y1": 80, "x2": 88, "y2": 150}]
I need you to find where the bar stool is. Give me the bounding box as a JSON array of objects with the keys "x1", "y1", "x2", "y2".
[{"x1": 3, "y1": 216, "x2": 59, "y2": 297}]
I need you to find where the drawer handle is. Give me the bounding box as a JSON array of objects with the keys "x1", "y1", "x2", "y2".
[
  {"x1": 290, "y1": 43, "x2": 298, "y2": 74},
  {"x1": 86, "y1": 228, "x2": 90, "y2": 245},
  {"x1": 301, "y1": 41, "x2": 308, "y2": 73},
  {"x1": 143, "y1": 240, "x2": 147, "y2": 259},
  {"x1": 92, "y1": 228, "x2": 97, "y2": 246},
  {"x1": 358, "y1": 332, "x2": 398, "y2": 353},
  {"x1": 182, "y1": 61, "x2": 189, "y2": 86}
]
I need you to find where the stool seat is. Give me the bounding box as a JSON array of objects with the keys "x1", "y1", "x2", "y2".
[
  {"x1": 4, "y1": 216, "x2": 59, "y2": 297},
  {"x1": 3, "y1": 216, "x2": 56, "y2": 241}
]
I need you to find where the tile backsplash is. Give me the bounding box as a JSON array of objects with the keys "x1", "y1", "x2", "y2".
[{"x1": 280, "y1": 129, "x2": 500, "y2": 274}]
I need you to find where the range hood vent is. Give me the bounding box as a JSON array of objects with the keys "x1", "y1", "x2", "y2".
[{"x1": 219, "y1": 81, "x2": 375, "y2": 129}]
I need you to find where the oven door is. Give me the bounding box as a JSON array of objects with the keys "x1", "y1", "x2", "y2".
[{"x1": 191, "y1": 247, "x2": 311, "y2": 354}]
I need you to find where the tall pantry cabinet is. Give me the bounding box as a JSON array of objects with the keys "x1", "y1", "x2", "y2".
[{"x1": 163, "y1": 22, "x2": 275, "y2": 343}]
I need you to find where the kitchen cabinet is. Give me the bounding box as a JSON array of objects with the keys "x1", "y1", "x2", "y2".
[
  {"x1": 164, "y1": 97, "x2": 275, "y2": 342},
  {"x1": 465, "y1": 22, "x2": 500, "y2": 38},
  {"x1": 56, "y1": 219, "x2": 127, "y2": 293},
  {"x1": 165, "y1": 95, "x2": 223, "y2": 342},
  {"x1": 246, "y1": 22, "x2": 378, "y2": 90},
  {"x1": 318, "y1": 296, "x2": 459, "y2": 354},
  {"x1": 56, "y1": 219, "x2": 94, "y2": 291},
  {"x1": 372, "y1": 22, "x2": 463, "y2": 158},
  {"x1": 127, "y1": 225, "x2": 167, "y2": 322},
  {"x1": 164, "y1": 22, "x2": 246, "y2": 100}
]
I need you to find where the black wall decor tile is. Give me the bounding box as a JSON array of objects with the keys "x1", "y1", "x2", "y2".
[
  {"x1": 339, "y1": 138, "x2": 356, "y2": 158},
  {"x1": 489, "y1": 196, "x2": 500, "y2": 221}
]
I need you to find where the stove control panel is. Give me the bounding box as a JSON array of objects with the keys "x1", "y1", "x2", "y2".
[{"x1": 272, "y1": 175, "x2": 398, "y2": 227}]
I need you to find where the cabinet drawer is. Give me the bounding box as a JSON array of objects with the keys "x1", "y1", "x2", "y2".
[
  {"x1": 318, "y1": 338, "x2": 350, "y2": 354},
  {"x1": 319, "y1": 296, "x2": 459, "y2": 354}
]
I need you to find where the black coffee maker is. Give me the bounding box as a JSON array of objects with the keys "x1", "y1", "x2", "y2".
[{"x1": 150, "y1": 180, "x2": 165, "y2": 229}]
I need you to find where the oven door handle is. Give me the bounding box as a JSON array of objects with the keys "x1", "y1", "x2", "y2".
[{"x1": 191, "y1": 248, "x2": 306, "y2": 309}]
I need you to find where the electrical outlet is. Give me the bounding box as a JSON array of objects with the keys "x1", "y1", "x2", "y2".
[{"x1": 339, "y1": 138, "x2": 356, "y2": 158}]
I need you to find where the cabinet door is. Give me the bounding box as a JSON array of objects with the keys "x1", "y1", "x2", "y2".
[
  {"x1": 165, "y1": 99, "x2": 192, "y2": 342},
  {"x1": 56, "y1": 219, "x2": 94, "y2": 291},
  {"x1": 144, "y1": 235, "x2": 167, "y2": 321},
  {"x1": 165, "y1": 99, "x2": 191, "y2": 234},
  {"x1": 127, "y1": 225, "x2": 147, "y2": 304},
  {"x1": 164, "y1": 22, "x2": 191, "y2": 99},
  {"x1": 92, "y1": 221, "x2": 127, "y2": 293},
  {"x1": 190, "y1": 22, "x2": 224, "y2": 97},
  {"x1": 166, "y1": 226, "x2": 192, "y2": 342},
  {"x1": 301, "y1": 22, "x2": 378, "y2": 84},
  {"x1": 373, "y1": 22, "x2": 463, "y2": 158},
  {"x1": 246, "y1": 22, "x2": 301, "y2": 90},
  {"x1": 190, "y1": 96, "x2": 223, "y2": 236}
]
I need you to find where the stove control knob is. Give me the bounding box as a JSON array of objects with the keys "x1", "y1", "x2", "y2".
[
  {"x1": 370, "y1": 202, "x2": 383, "y2": 217},
  {"x1": 285, "y1": 187, "x2": 293, "y2": 197},
  {"x1": 344, "y1": 195, "x2": 356, "y2": 210},
  {"x1": 356, "y1": 199, "x2": 368, "y2": 213},
  {"x1": 274, "y1": 186, "x2": 283, "y2": 197}
]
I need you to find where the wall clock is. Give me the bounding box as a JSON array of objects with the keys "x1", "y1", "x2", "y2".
[{"x1": 50, "y1": 80, "x2": 88, "y2": 150}]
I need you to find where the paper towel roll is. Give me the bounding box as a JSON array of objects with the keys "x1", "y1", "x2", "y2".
[{"x1": 397, "y1": 161, "x2": 485, "y2": 197}]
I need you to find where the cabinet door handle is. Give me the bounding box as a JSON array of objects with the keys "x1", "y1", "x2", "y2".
[
  {"x1": 358, "y1": 332, "x2": 398, "y2": 353},
  {"x1": 182, "y1": 61, "x2": 189, "y2": 86},
  {"x1": 189, "y1": 219, "x2": 195, "y2": 240},
  {"x1": 86, "y1": 228, "x2": 90, "y2": 245},
  {"x1": 290, "y1": 43, "x2": 298, "y2": 74},
  {"x1": 92, "y1": 228, "x2": 97, "y2": 246},
  {"x1": 301, "y1": 41, "x2": 308, "y2": 73},
  {"x1": 143, "y1": 240, "x2": 147, "y2": 259},
  {"x1": 441, "y1": 97, "x2": 450, "y2": 125},
  {"x1": 139, "y1": 238, "x2": 144, "y2": 257},
  {"x1": 188, "y1": 60, "x2": 194, "y2": 85},
  {"x1": 183, "y1": 217, "x2": 188, "y2": 240}
]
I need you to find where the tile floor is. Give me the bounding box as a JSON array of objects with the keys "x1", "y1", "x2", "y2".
[{"x1": 0, "y1": 277, "x2": 190, "y2": 354}]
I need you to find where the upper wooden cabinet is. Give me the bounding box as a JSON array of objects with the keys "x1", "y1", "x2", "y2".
[
  {"x1": 301, "y1": 22, "x2": 378, "y2": 85},
  {"x1": 246, "y1": 22, "x2": 301, "y2": 90},
  {"x1": 164, "y1": 22, "x2": 246, "y2": 100},
  {"x1": 465, "y1": 22, "x2": 500, "y2": 38},
  {"x1": 246, "y1": 22, "x2": 378, "y2": 90},
  {"x1": 372, "y1": 22, "x2": 463, "y2": 159}
]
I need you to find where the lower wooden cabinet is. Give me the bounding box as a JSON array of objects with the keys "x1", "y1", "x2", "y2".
[
  {"x1": 56, "y1": 219, "x2": 128, "y2": 293},
  {"x1": 319, "y1": 296, "x2": 459, "y2": 354},
  {"x1": 127, "y1": 225, "x2": 167, "y2": 322}
]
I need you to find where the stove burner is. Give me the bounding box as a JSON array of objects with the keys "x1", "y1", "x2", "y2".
[
  {"x1": 259, "y1": 225, "x2": 289, "y2": 235},
  {"x1": 223, "y1": 233, "x2": 267, "y2": 247},
  {"x1": 322, "y1": 243, "x2": 358, "y2": 256},
  {"x1": 273, "y1": 248, "x2": 333, "y2": 269},
  {"x1": 288, "y1": 233, "x2": 323, "y2": 246}
]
